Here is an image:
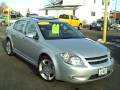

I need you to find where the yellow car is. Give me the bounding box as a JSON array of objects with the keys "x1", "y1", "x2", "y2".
[{"x1": 59, "y1": 14, "x2": 82, "y2": 29}]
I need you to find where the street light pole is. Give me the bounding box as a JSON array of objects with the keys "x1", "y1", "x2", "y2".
[{"x1": 103, "y1": 0, "x2": 108, "y2": 43}]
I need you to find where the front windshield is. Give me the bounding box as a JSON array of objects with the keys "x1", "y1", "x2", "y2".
[{"x1": 38, "y1": 22, "x2": 85, "y2": 40}]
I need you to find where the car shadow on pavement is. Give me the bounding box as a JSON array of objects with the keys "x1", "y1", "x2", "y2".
[{"x1": 106, "y1": 44, "x2": 120, "y2": 65}]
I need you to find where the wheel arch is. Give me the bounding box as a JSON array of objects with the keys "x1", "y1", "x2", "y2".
[{"x1": 38, "y1": 53, "x2": 51, "y2": 64}]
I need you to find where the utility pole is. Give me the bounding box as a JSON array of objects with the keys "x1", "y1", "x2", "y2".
[{"x1": 102, "y1": 0, "x2": 109, "y2": 43}]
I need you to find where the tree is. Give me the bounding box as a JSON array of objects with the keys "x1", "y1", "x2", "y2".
[
  {"x1": 48, "y1": 0, "x2": 63, "y2": 6},
  {"x1": 26, "y1": 9, "x2": 30, "y2": 17}
]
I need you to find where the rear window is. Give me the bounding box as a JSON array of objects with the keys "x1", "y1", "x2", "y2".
[{"x1": 59, "y1": 15, "x2": 69, "y2": 19}]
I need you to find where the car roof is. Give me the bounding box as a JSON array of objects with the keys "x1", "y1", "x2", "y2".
[{"x1": 19, "y1": 16, "x2": 64, "y2": 23}]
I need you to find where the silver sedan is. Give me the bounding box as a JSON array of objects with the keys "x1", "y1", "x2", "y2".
[{"x1": 5, "y1": 17, "x2": 114, "y2": 83}]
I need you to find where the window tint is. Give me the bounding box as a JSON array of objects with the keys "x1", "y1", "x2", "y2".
[
  {"x1": 59, "y1": 15, "x2": 63, "y2": 18},
  {"x1": 71, "y1": 16, "x2": 73, "y2": 19},
  {"x1": 63, "y1": 15, "x2": 69, "y2": 19},
  {"x1": 13, "y1": 20, "x2": 26, "y2": 33},
  {"x1": 25, "y1": 21, "x2": 37, "y2": 34},
  {"x1": 59, "y1": 15, "x2": 69, "y2": 19},
  {"x1": 72, "y1": 16, "x2": 78, "y2": 20}
]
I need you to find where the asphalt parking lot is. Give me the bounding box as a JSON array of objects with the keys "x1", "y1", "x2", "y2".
[{"x1": 0, "y1": 26, "x2": 120, "y2": 90}]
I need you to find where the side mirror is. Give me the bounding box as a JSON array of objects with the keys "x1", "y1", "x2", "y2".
[
  {"x1": 33, "y1": 33, "x2": 39, "y2": 40},
  {"x1": 26, "y1": 33, "x2": 39, "y2": 40}
]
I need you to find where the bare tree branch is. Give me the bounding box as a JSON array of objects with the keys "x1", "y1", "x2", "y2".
[{"x1": 48, "y1": 0, "x2": 62, "y2": 6}]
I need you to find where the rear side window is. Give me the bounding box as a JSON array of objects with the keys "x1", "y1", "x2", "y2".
[
  {"x1": 63, "y1": 15, "x2": 69, "y2": 19},
  {"x1": 59, "y1": 15, "x2": 69, "y2": 19},
  {"x1": 25, "y1": 21, "x2": 37, "y2": 34},
  {"x1": 59, "y1": 15, "x2": 63, "y2": 18},
  {"x1": 13, "y1": 20, "x2": 26, "y2": 33}
]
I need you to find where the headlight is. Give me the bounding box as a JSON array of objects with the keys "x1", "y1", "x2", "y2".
[{"x1": 60, "y1": 53, "x2": 84, "y2": 66}]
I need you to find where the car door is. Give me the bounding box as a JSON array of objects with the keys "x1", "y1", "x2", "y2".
[
  {"x1": 71, "y1": 15, "x2": 80, "y2": 27},
  {"x1": 22, "y1": 21, "x2": 40, "y2": 64},
  {"x1": 12, "y1": 20, "x2": 27, "y2": 54}
]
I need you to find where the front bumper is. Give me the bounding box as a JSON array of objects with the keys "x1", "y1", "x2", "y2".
[{"x1": 56, "y1": 58, "x2": 114, "y2": 83}]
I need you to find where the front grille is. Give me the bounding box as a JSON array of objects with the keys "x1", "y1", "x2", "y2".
[
  {"x1": 85, "y1": 55, "x2": 108, "y2": 65},
  {"x1": 89, "y1": 59, "x2": 108, "y2": 64},
  {"x1": 86, "y1": 55, "x2": 107, "y2": 60}
]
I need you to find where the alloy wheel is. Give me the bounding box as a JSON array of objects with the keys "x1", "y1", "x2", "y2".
[{"x1": 39, "y1": 58, "x2": 55, "y2": 81}]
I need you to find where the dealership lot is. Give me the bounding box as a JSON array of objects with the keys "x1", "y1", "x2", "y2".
[{"x1": 0, "y1": 27, "x2": 120, "y2": 90}]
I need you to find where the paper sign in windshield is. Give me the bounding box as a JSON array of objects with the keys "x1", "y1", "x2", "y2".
[{"x1": 52, "y1": 24, "x2": 60, "y2": 35}]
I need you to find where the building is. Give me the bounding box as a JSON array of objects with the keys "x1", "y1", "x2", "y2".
[
  {"x1": 110, "y1": 11, "x2": 120, "y2": 24},
  {"x1": 39, "y1": 0, "x2": 112, "y2": 25}
]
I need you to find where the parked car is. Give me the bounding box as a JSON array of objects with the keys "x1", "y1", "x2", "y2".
[
  {"x1": 0, "y1": 15, "x2": 5, "y2": 26},
  {"x1": 5, "y1": 17, "x2": 114, "y2": 83},
  {"x1": 59, "y1": 14, "x2": 82, "y2": 29},
  {"x1": 9, "y1": 14, "x2": 21, "y2": 25},
  {"x1": 90, "y1": 19, "x2": 111, "y2": 31},
  {"x1": 111, "y1": 20, "x2": 120, "y2": 31}
]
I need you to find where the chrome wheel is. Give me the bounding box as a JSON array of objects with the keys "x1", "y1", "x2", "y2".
[
  {"x1": 6, "y1": 40, "x2": 13, "y2": 55},
  {"x1": 39, "y1": 57, "x2": 55, "y2": 81}
]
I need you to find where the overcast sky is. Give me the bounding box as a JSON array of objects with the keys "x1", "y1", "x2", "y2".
[{"x1": 0, "y1": 0, "x2": 120, "y2": 15}]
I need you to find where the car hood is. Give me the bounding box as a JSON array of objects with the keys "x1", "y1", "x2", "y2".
[{"x1": 46, "y1": 38, "x2": 108, "y2": 58}]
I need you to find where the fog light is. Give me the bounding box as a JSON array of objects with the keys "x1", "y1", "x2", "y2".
[{"x1": 72, "y1": 76, "x2": 87, "y2": 81}]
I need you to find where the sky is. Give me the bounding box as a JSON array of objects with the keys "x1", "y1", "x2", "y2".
[
  {"x1": 112, "y1": 0, "x2": 120, "y2": 11},
  {"x1": 0, "y1": 0, "x2": 120, "y2": 15},
  {"x1": 0, "y1": 0, "x2": 49, "y2": 15}
]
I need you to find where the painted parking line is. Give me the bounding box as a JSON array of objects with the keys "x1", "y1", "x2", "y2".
[
  {"x1": 107, "y1": 42, "x2": 120, "y2": 48},
  {"x1": 113, "y1": 43, "x2": 120, "y2": 48}
]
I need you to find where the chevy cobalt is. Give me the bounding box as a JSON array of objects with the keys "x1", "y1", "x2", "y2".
[{"x1": 5, "y1": 17, "x2": 114, "y2": 83}]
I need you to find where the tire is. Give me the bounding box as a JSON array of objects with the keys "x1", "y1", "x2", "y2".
[
  {"x1": 5, "y1": 40, "x2": 13, "y2": 55},
  {"x1": 38, "y1": 56, "x2": 55, "y2": 81},
  {"x1": 78, "y1": 23, "x2": 82, "y2": 30}
]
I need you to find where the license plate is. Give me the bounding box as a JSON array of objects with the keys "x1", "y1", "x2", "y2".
[{"x1": 98, "y1": 67, "x2": 107, "y2": 76}]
